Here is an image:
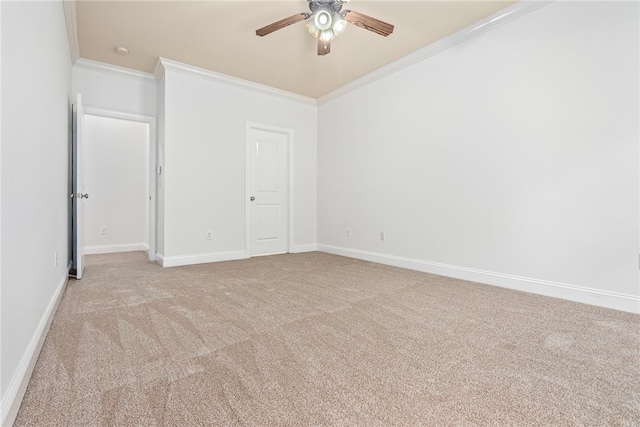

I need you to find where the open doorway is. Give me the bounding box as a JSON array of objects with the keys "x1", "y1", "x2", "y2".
[{"x1": 82, "y1": 108, "x2": 156, "y2": 261}]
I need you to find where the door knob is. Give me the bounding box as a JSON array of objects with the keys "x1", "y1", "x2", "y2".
[{"x1": 250, "y1": 196, "x2": 256, "y2": 201}]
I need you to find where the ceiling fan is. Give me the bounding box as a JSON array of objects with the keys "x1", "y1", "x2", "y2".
[{"x1": 256, "y1": 0, "x2": 394, "y2": 56}]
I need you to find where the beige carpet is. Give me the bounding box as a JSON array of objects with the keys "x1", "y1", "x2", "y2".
[{"x1": 14, "y1": 251, "x2": 640, "y2": 426}]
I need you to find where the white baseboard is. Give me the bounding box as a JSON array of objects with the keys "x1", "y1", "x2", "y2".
[
  {"x1": 84, "y1": 243, "x2": 148, "y2": 255},
  {"x1": 156, "y1": 245, "x2": 317, "y2": 267},
  {"x1": 1, "y1": 268, "x2": 69, "y2": 427},
  {"x1": 292, "y1": 244, "x2": 317, "y2": 253},
  {"x1": 159, "y1": 250, "x2": 246, "y2": 267},
  {"x1": 317, "y1": 244, "x2": 640, "y2": 314},
  {"x1": 155, "y1": 253, "x2": 164, "y2": 267}
]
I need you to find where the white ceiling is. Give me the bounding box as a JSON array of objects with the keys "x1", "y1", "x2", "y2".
[{"x1": 74, "y1": 1, "x2": 516, "y2": 98}]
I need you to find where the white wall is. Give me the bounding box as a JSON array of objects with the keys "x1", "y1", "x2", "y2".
[
  {"x1": 1, "y1": 0, "x2": 72, "y2": 422},
  {"x1": 84, "y1": 115, "x2": 149, "y2": 253},
  {"x1": 158, "y1": 67, "x2": 317, "y2": 264},
  {"x1": 72, "y1": 65, "x2": 157, "y2": 117},
  {"x1": 318, "y1": 1, "x2": 639, "y2": 312}
]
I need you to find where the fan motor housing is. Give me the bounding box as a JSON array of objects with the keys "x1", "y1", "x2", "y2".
[{"x1": 308, "y1": 0, "x2": 345, "y2": 14}]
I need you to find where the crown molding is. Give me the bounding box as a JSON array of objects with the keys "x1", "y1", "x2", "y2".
[
  {"x1": 62, "y1": 1, "x2": 80, "y2": 65},
  {"x1": 153, "y1": 58, "x2": 165, "y2": 82},
  {"x1": 67, "y1": 1, "x2": 552, "y2": 104},
  {"x1": 74, "y1": 58, "x2": 156, "y2": 83},
  {"x1": 318, "y1": 0, "x2": 554, "y2": 105},
  {"x1": 155, "y1": 57, "x2": 317, "y2": 106}
]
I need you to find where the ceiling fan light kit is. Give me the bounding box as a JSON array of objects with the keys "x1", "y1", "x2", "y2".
[
  {"x1": 314, "y1": 9, "x2": 333, "y2": 30},
  {"x1": 256, "y1": 0, "x2": 394, "y2": 56}
]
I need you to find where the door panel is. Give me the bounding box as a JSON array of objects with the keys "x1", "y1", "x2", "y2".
[
  {"x1": 256, "y1": 205, "x2": 280, "y2": 240},
  {"x1": 248, "y1": 128, "x2": 287, "y2": 256},
  {"x1": 71, "y1": 94, "x2": 86, "y2": 279},
  {"x1": 257, "y1": 140, "x2": 280, "y2": 191}
]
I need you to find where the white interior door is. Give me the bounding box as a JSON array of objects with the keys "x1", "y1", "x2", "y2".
[
  {"x1": 248, "y1": 127, "x2": 288, "y2": 256},
  {"x1": 72, "y1": 94, "x2": 87, "y2": 279}
]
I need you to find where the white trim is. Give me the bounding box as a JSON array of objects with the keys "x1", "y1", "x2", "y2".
[
  {"x1": 83, "y1": 243, "x2": 148, "y2": 255},
  {"x1": 152, "y1": 59, "x2": 165, "y2": 82},
  {"x1": 155, "y1": 253, "x2": 164, "y2": 267},
  {"x1": 156, "y1": 57, "x2": 316, "y2": 106},
  {"x1": 83, "y1": 107, "x2": 155, "y2": 124},
  {"x1": 317, "y1": 245, "x2": 640, "y2": 314},
  {"x1": 317, "y1": 1, "x2": 554, "y2": 105},
  {"x1": 0, "y1": 3, "x2": 3, "y2": 420},
  {"x1": 83, "y1": 107, "x2": 157, "y2": 263},
  {"x1": 0, "y1": 269, "x2": 69, "y2": 427},
  {"x1": 62, "y1": 0, "x2": 79, "y2": 65},
  {"x1": 245, "y1": 126, "x2": 251, "y2": 258},
  {"x1": 74, "y1": 58, "x2": 156, "y2": 83},
  {"x1": 159, "y1": 250, "x2": 246, "y2": 268},
  {"x1": 293, "y1": 244, "x2": 317, "y2": 253},
  {"x1": 245, "y1": 122, "x2": 295, "y2": 258},
  {"x1": 287, "y1": 131, "x2": 295, "y2": 254}
]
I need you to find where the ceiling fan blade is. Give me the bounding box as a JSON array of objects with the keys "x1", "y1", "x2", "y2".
[
  {"x1": 256, "y1": 13, "x2": 308, "y2": 37},
  {"x1": 317, "y1": 38, "x2": 331, "y2": 56},
  {"x1": 343, "y1": 10, "x2": 394, "y2": 37}
]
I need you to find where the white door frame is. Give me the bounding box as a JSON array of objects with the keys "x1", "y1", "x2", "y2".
[
  {"x1": 83, "y1": 106, "x2": 157, "y2": 262},
  {"x1": 245, "y1": 121, "x2": 294, "y2": 258}
]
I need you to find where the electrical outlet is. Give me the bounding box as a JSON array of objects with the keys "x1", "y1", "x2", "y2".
[
  {"x1": 101, "y1": 227, "x2": 107, "y2": 235},
  {"x1": 346, "y1": 228, "x2": 351, "y2": 237},
  {"x1": 206, "y1": 231, "x2": 212, "y2": 240},
  {"x1": 380, "y1": 231, "x2": 385, "y2": 241}
]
